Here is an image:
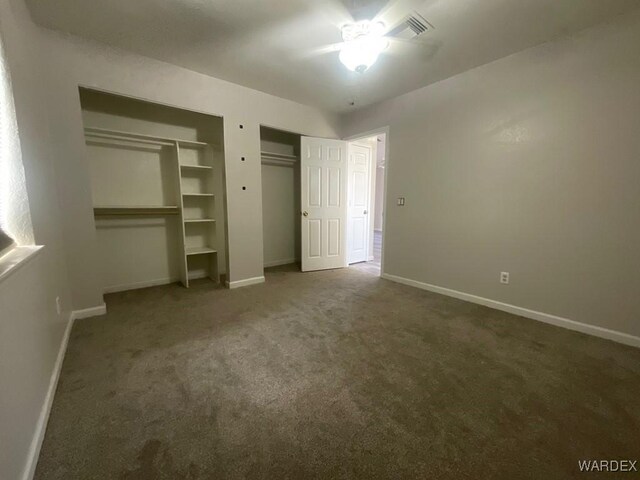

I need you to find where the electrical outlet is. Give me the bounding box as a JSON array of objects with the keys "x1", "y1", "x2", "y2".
[
  {"x1": 56, "y1": 296, "x2": 62, "y2": 315},
  {"x1": 500, "y1": 272, "x2": 510, "y2": 284}
]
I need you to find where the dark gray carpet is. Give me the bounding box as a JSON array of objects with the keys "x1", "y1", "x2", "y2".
[{"x1": 35, "y1": 265, "x2": 640, "y2": 479}]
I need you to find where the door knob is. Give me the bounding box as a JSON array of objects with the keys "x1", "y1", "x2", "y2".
[{"x1": 302, "y1": 211, "x2": 309, "y2": 217}]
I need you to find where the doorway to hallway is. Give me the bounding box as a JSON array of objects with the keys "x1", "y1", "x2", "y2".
[{"x1": 348, "y1": 133, "x2": 386, "y2": 276}]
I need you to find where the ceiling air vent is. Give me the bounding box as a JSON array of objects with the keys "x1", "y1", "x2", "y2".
[
  {"x1": 389, "y1": 12, "x2": 433, "y2": 40},
  {"x1": 406, "y1": 14, "x2": 429, "y2": 35}
]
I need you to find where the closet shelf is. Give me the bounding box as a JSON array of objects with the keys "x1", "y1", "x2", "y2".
[
  {"x1": 186, "y1": 246, "x2": 217, "y2": 256},
  {"x1": 84, "y1": 127, "x2": 217, "y2": 150},
  {"x1": 184, "y1": 218, "x2": 216, "y2": 223},
  {"x1": 177, "y1": 139, "x2": 209, "y2": 149},
  {"x1": 261, "y1": 151, "x2": 298, "y2": 167},
  {"x1": 182, "y1": 193, "x2": 215, "y2": 197},
  {"x1": 180, "y1": 164, "x2": 213, "y2": 171},
  {"x1": 93, "y1": 206, "x2": 180, "y2": 216}
]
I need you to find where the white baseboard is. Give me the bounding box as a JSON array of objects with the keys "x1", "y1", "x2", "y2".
[
  {"x1": 105, "y1": 273, "x2": 226, "y2": 293},
  {"x1": 71, "y1": 303, "x2": 107, "y2": 320},
  {"x1": 104, "y1": 277, "x2": 179, "y2": 294},
  {"x1": 381, "y1": 273, "x2": 640, "y2": 349},
  {"x1": 22, "y1": 312, "x2": 74, "y2": 480},
  {"x1": 226, "y1": 276, "x2": 265, "y2": 289},
  {"x1": 263, "y1": 258, "x2": 297, "y2": 268}
]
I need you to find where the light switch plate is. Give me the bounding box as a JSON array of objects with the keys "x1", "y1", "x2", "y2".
[{"x1": 397, "y1": 197, "x2": 406, "y2": 206}]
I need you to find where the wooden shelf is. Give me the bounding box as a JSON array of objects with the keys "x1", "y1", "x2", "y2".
[
  {"x1": 94, "y1": 206, "x2": 179, "y2": 216},
  {"x1": 186, "y1": 246, "x2": 217, "y2": 256},
  {"x1": 184, "y1": 218, "x2": 216, "y2": 223},
  {"x1": 182, "y1": 193, "x2": 215, "y2": 197},
  {"x1": 180, "y1": 164, "x2": 213, "y2": 171}
]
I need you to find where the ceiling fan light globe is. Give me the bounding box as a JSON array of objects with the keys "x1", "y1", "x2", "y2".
[{"x1": 339, "y1": 36, "x2": 386, "y2": 72}]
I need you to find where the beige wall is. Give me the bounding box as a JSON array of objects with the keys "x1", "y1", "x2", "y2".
[
  {"x1": 342, "y1": 10, "x2": 640, "y2": 338},
  {"x1": 0, "y1": 0, "x2": 73, "y2": 478}
]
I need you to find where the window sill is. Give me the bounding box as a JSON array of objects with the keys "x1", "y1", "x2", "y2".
[{"x1": 0, "y1": 245, "x2": 44, "y2": 285}]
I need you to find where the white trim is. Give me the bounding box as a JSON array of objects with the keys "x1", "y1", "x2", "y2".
[
  {"x1": 226, "y1": 276, "x2": 265, "y2": 289},
  {"x1": 71, "y1": 303, "x2": 107, "y2": 320},
  {"x1": 21, "y1": 313, "x2": 74, "y2": 480},
  {"x1": 104, "y1": 277, "x2": 179, "y2": 294},
  {"x1": 104, "y1": 273, "x2": 219, "y2": 293},
  {"x1": 381, "y1": 273, "x2": 640, "y2": 349},
  {"x1": 0, "y1": 246, "x2": 44, "y2": 285},
  {"x1": 264, "y1": 258, "x2": 297, "y2": 268}
]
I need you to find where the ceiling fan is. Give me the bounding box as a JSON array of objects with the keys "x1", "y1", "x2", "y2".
[
  {"x1": 338, "y1": 20, "x2": 389, "y2": 73},
  {"x1": 302, "y1": 0, "x2": 435, "y2": 73}
]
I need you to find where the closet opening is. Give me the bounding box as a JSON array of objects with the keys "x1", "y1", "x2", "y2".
[
  {"x1": 260, "y1": 126, "x2": 302, "y2": 272},
  {"x1": 79, "y1": 88, "x2": 229, "y2": 293}
]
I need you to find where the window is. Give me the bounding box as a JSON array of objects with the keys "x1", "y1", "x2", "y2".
[{"x1": 0, "y1": 33, "x2": 33, "y2": 256}]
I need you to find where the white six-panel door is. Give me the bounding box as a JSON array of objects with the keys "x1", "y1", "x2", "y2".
[
  {"x1": 347, "y1": 143, "x2": 372, "y2": 264},
  {"x1": 300, "y1": 136, "x2": 348, "y2": 272}
]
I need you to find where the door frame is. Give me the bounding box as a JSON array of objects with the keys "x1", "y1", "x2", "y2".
[{"x1": 344, "y1": 126, "x2": 390, "y2": 276}]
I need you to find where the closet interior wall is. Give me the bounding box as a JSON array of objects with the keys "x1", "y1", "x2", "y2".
[
  {"x1": 79, "y1": 88, "x2": 228, "y2": 293},
  {"x1": 260, "y1": 126, "x2": 301, "y2": 269}
]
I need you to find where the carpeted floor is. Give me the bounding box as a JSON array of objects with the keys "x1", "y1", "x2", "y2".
[{"x1": 35, "y1": 265, "x2": 640, "y2": 479}]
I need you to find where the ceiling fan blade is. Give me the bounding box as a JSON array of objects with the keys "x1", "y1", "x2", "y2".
[
  {"x1": 294, "y1": 42, "x2": 346, "y2": 61},
  {"x1": 383, "y1": 36, "x2": 442, "y2": 61},
  {"x1": 386, "y1": 36, "x2": 431, "y2": 47}
]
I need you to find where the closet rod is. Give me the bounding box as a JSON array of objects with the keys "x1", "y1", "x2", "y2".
[{"x1": 261, "y1": 152, "x2": 298, "y2": 167}]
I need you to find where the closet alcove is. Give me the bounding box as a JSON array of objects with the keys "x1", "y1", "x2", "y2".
[
  {"x1": 260, "y1": 126, "x2": 301, "y2": 270},
  {"x1": 80, "y1": 88, "x2": 228, "y2": 293}
]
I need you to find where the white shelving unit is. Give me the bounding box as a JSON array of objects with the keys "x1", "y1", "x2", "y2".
[
  {"x1": 86, "y1": 127, "x2": 222, "y2": 288},
  {"x1": 175, "y1": 141, "x2": 220, "y2": 287}
]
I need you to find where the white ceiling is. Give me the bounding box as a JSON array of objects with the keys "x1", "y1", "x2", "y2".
[{"x1": 26, "y1": 0, "x2": 640, "y2": 113}]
